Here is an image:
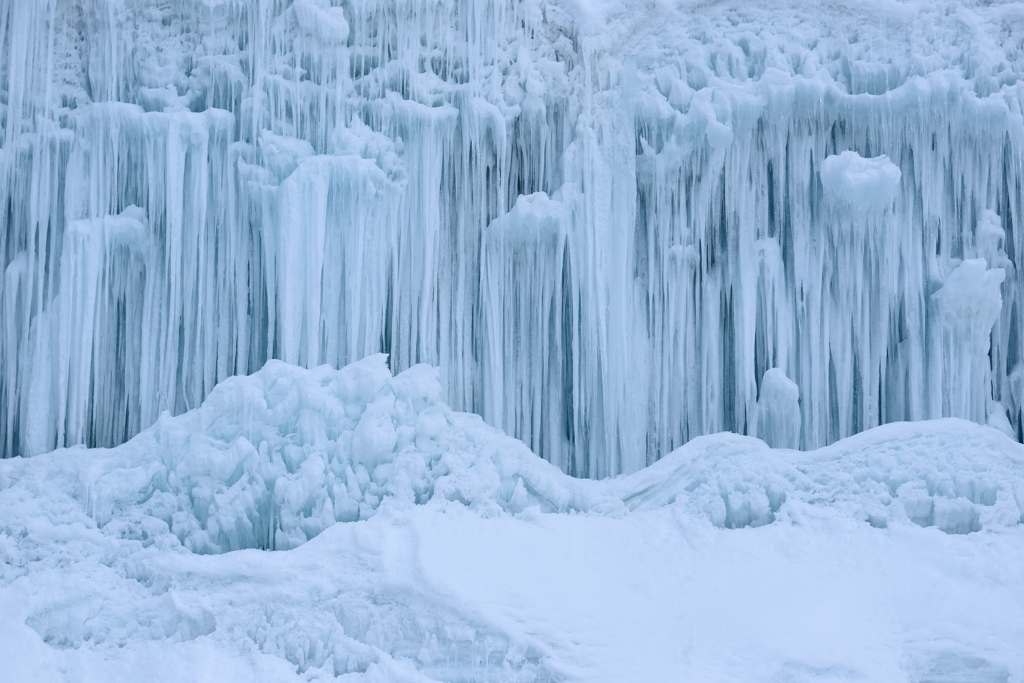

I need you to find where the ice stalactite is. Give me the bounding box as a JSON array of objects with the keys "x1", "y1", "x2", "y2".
[{"x1": 1, "y1": 0, "x2": 1024, "y2": 476}]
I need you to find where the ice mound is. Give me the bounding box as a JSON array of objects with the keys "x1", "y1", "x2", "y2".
[
  {"x1": 3, "y1": 358, "x2": 1022, "y2": 561},
  {"x1": 1, "y1": 356, "x2": 593, "y2": 555},
  {"x1": 615, "y1": 420, "x2": 1024, "y2": 534}
]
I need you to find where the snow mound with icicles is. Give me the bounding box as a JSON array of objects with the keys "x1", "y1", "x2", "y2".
[
  {"x1": 15, "y1": 355, "x2": 590, "y2": 554},
  {"x1": 3, "y1": 357, "x2": 1023, "y2": 559},
  {"x1": 618, "y1": 424, "x2": 1024, "y2": 534}
]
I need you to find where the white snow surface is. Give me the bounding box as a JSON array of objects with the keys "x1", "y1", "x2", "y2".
[
  {"x1": 2, "y1": 357, "x2": 1024, "y2": 682},
  {"x1": 3, "y1": 0, "x2": 1024, "y2": 474}
]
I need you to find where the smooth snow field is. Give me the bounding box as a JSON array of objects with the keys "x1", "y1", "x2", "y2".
[{"x1": 2, "y1": 358, "x2": 1023, "y2": 683}]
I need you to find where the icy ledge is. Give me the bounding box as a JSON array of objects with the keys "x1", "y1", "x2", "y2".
[{"x1": 2, "y1": 356, "x2": 1022, "y2": 556}]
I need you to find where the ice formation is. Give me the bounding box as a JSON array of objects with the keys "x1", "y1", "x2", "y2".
[
  {"x1": 2, "y1": 357, "x2": 1024, "y2": 681},
  {"x1": 5, "y1": 357, "x2": 1022, "y2": 554},
  {"x1": 2, "y1": 0, "x2": 1024, "y2": 475},
  {"x1": 42, "y1": 354, "x2": 596, "y2": 555},
  {"x1": 754, "y1": 367, "x2": 800, "y2": 449}
]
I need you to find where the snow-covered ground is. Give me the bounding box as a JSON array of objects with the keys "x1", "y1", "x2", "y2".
[{"x1": 3, "y1": 358, "x2": 1023, "y2": 682}]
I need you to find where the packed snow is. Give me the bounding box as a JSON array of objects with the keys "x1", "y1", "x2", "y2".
[
  {"x1": 2, "y1": 0, "x2": 1024, "y2": 473},
  {"x1": 2, "y1": 357, "x2": 1024, "y2": 681}
]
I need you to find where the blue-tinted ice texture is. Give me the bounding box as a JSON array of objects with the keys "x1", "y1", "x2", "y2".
[
  {"x1": 3, "y1": 357, "x2": 1020, "y2": 557},
  {"x1": 3, "y1": 356, "x2": 1024, "y2": 681},
  {"x1": 2, "y1": 0, "x2": 1024, "y2": 478}
]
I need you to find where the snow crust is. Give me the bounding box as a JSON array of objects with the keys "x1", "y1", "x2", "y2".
[
  {"x1": 2, "y1": 0, "x2": 1024, "y2": 477},
  {"x1": 2, "y1": 357, "x2": 1024, "y2": 681}
]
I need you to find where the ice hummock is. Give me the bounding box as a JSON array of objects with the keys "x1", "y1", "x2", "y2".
[{"x1": 4, "y1": 357, "x2": 1021, "y2": 555}]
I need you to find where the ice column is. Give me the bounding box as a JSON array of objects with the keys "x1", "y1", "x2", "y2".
[
  {"x1": 934, "y1": 259, "x2": 1005, "y2": 424},
  {"x1": 816, "y1": 151, "x2": 902, "y2": 441},
  {"x1": 482, "y1": 191, "x2": 575, "y2": 473},
  {"x1": 756, "y1": 368, "x2": 801, "y2": 450}
]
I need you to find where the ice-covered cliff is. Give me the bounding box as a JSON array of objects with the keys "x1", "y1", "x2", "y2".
[{"x1": 2, "y1": 0, "x2": 1024, "y2": 475}]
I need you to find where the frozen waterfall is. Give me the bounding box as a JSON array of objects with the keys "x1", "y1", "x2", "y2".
[{"x1": 2, "y1": 0, "x2": 1024, "y2": 476}]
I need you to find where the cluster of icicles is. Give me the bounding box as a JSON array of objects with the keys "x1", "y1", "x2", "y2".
[{"x1": 1, "y1": 0, "x2": 1023, "y2": 476}]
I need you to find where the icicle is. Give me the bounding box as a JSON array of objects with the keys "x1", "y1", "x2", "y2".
[{"x1": 0, "y1": 0, "x2": 1022, "y2": 478}]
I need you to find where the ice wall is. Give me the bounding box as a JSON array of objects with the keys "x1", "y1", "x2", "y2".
[{"x1": 1, "y1": 0, "x2": 1024, "y2": 475}]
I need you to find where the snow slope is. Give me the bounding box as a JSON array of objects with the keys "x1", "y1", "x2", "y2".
[
  {"x1": 2, "y1": 0, "x2": 1024, "y2": 473},
  {"x1": 2, "y1": 358, "x2": 1023, "y2": 682}
]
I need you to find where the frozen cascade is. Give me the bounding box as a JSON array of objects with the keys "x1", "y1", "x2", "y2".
[
  {"x1": 2, "y1": 0, "x2": 1024, "y2": 476},
  {"x1": 755, "y1": 368, "x2": 800, "y2": 450},
  {"x1": 934, "y1": 258, "x2": 1006, "y2": 424}
]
